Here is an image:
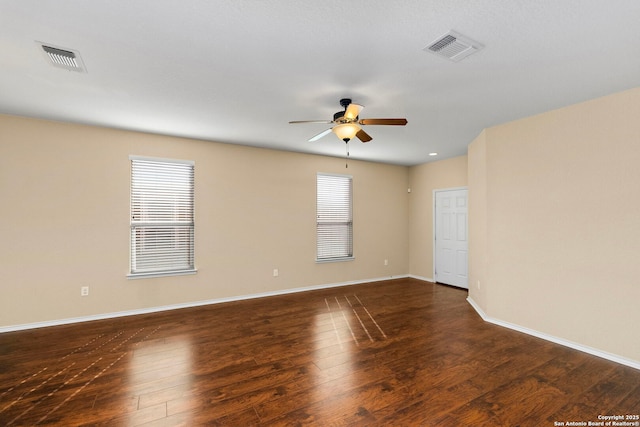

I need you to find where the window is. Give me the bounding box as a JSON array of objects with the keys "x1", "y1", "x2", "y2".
[
  {"x1": 316, "y1": 173, "x2": 353, "y2": 261},
  {"x1": 129, "y1": 156, "x2": 195, "y2": 277}
]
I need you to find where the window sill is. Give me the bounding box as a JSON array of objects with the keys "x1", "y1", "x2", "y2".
[
  {"x1": 127, "y1": 269, "x2": 197, "y2": 280},
  {"x1": 316, "y1": 256, "x2": 355, "y2": 264}
]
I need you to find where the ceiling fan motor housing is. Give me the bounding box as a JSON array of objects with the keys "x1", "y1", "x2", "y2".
[{"x1": 334, "y1": 98, "x2": 355, "y2": 123}]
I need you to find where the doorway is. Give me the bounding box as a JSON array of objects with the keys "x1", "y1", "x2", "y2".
[{"x1": 434, "y1": 188, "x2": 468, "y2": 289}]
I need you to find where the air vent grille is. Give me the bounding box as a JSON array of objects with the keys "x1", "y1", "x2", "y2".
[
  {"x1": 429, "y1": 35, "x2": 458, "y2": 52},
  {"x1": 39, "y1": 43, "x2": 86, "y2": 72},
  {"x1": 424, "y1": 31, "x2": 484, "y2": 62}
]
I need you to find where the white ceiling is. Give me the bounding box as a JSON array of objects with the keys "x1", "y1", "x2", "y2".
[{"x1": 1, "y1": 0, "x2": 639, "y2": 166}]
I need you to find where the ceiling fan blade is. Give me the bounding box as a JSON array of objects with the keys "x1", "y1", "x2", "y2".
[
  {"x1": 308, "y1": 128, "x2": 333, "y2": 142},
  {"x1": 359, "y1": 118, "x2": 408, "y2": 126},
  {"x1": 355, "y1": 129, "x2": 372, "y2": 143},
  {"x1": 344, "y1": 103, "x2": 364, "y2": 120},
  {"x1": 289, "y1": 120, "x2": 333, "y2": 124}
]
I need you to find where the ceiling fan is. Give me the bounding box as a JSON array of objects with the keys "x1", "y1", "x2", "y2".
[{"x1": 289, "y1": 98, "x2": 407, "y2": 143}]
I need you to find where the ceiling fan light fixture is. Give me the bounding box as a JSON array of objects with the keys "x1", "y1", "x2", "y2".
[
  {"x1": 344, "y1": 103, "x2": 364, "y2": 120},
  {"x1": 332, "y1": 123, "x2": 360, "y2": 142}
]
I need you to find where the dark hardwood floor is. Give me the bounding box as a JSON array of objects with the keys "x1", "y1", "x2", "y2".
[{"x1": 1, "y1": 278, "x2": 638, "y2": 426}]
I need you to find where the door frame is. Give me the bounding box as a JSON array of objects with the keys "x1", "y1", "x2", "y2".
[{"x1": 433, "y1": 186, "x2": 468, "y2": 286}]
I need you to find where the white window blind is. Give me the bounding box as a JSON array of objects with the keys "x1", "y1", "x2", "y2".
[
  {"x1": 317, "y1": 173, "x2": 353, "y2": 261},
  {"x1": 130, "y1": 157, "x2": 195, "y2": 276}
]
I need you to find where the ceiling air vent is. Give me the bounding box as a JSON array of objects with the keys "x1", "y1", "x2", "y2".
[
  {"x1": 39, "y1": 43, "x2": 86, "y2": 72},
  {"x1": 423, "y1": 30, "x2": 484, "y2": 62}
]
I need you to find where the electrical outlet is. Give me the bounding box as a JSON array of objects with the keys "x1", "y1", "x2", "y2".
[
  {"x1": 81, "y1": 286, "x2": 89, "y2": 297},
  {"x1": 477, "y1": 280, "x2": 481, "y2": 289},
  {"x1": 273, "y1": 269, "x2": 279, "y2": 277},
  {"x1": 384, "y1": 259, "x2": 388, "y2": 266}
]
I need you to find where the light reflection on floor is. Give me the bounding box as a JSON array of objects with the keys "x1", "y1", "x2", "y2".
[
  {"x1": 126, "y1": 334, "x2": 193, "y2": 426},
  {"x1": 311, "y1": 294, "x2": 388, "y2": 407}
]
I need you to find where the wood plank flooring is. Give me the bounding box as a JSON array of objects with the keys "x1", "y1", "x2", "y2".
[{"x1": 1, "y1": 278, "x2": 638, "y2": 426}]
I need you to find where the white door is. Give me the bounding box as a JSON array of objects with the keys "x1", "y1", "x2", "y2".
[{"x1": 434, "y1": 189, "x2": 468, "y2": 289}]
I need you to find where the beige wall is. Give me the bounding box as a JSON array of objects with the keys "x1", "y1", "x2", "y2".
[
  {"x1": 0, "y1": 115, "x2": 409, "y2": 327},
  {"x1": 468, "y1": 87, "x2": 640, "y2": 362},
  {"x1": 408, "y1": 156, "x2": 468, "y2": 280},
  {"x1": 467, "y1": 130, "x2": 487, "y2": 310}
]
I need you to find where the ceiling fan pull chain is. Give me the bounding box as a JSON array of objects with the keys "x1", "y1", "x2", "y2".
[{"x1": 345, "y1": 141, "x2": 349, "y2": 168}]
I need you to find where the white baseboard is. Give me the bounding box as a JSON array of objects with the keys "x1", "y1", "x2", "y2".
[
  {"x1": 466, "y1": 296, "x2": 640, "y2": 371},
  {"x1": 0, "y1": 275, "x2": 410, "y2": 333},
  {"x1": 407, "y1": 274, "x2": 434, "y2": 283}
]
